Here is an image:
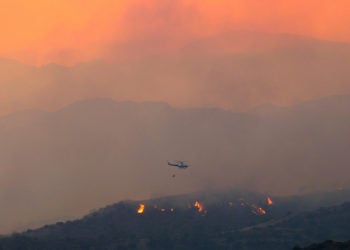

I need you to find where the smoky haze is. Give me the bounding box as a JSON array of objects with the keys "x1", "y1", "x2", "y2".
[
  {"x1": 1, "y1": 32, "x2": 350, "y2": 116},
  {"x1": 0, "y1": 96, "x2": 350, "y2": 234}
]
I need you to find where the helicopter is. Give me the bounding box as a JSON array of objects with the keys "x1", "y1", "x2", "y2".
[{"x1": 167, "y1": 161, "x2": 189, "y2": 169}]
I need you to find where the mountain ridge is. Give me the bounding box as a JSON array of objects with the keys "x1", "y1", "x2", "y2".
[{"x1": 1, "y1": 30, "x2": 350, "y2": 115}]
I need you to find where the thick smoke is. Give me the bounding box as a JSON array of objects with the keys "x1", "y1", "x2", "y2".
[{"x1": 0, "y1": 96, "x2": 350, "y2": 233}]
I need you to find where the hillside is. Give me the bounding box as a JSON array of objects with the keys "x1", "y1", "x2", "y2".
[
  {"x1": 294, "y1": 240, "x2": 350, "y2": 250},
  {"x1": 1, "y1": 190, "x2": 350, "y2": 249}
]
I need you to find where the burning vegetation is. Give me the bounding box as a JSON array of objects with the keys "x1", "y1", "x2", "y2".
[
  {"x1": 251, "y1": 205, "x2": 267, "y2": 215},
  {"x1": 267, "y1": 196, "x2": 274, "y2": 206},
  {"x1": 193, "y1": 201, "x2": 204, "y2": 213},
  {"x1": 135, "y1": 195, "x2": 271, "y2": 217},
  {"x1": 137, "y1": 204, "x2": 145, "y2": 214}
]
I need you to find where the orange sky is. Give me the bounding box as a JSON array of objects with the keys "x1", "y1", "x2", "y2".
[{"x1": 1, "y1": 0, "x2": 350, "y2": 65}]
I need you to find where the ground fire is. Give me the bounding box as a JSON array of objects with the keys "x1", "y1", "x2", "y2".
[
  {"x1": 136, "y1": 196, "x2": 271, "y2": 216},
  {"x1": 194, "y1": 201, "x2": 204, "y2": 212},
  {"x1": 267, "y1": 197, "x2": 274, "y2": 205},
  {"x1": 251, "y1": 205, "x2": 267, "y2": 215},
  {"x1": 137, "y1": 204, "x2": 145, "y2": 214}
]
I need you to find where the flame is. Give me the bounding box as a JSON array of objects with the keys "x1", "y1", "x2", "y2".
[
  {"x1": 251, "y1": 205, "x2": 266, "y2": 215},
  {"x1": 267, "y1": 197, "x2": 274, "y2": 205},
  {"x1": 137, "y1": 203, "x2": 145, "y2": 214},
  {"x1": 257, "y1": 207, "x2": 266, "y2": 215},
  {"x1": 194, "y1": 201, "x2": 204, "y2": 212}
]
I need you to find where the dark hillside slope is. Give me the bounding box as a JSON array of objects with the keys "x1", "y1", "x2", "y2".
[
  {"x1": 1, "y1": 190, "x2": 350, "y2": 249},
  {"x1": 294, "y1": 240, "x2": 350, "y2": 250},
  {"x1": 222, "y1": 202, "x2": 350, "y2": 250}
]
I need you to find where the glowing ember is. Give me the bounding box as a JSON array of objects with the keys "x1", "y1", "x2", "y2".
[
  {"x1": 251, "y1": 205, "x2": 267, "y2": 215},
  {"x1": 137, "y1": 204, "x2": 145, "y2": 214},
  {"x1": 267, "y1": 197, "x2": 274, "y2": 205},
  {"x1": 257, "y1": 207, "x2": 266, "y2": 215},
  {"x1": 170, "y1": 208, "x2": 174, "y2": 212},
  {"x1": 161, "y1": 208, "x2": 166, "y2": 212},
  {"x1": 194, "y1": 201, "x2": 204, "y2": 212}
]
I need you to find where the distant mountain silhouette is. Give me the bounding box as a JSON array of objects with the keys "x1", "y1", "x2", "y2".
[
  {"x1": 0, "y1": 95, "x2": 350, "y2": 233},
  {"x1": 1, "y1": 31, "x2": 350, "y2": 115}
]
